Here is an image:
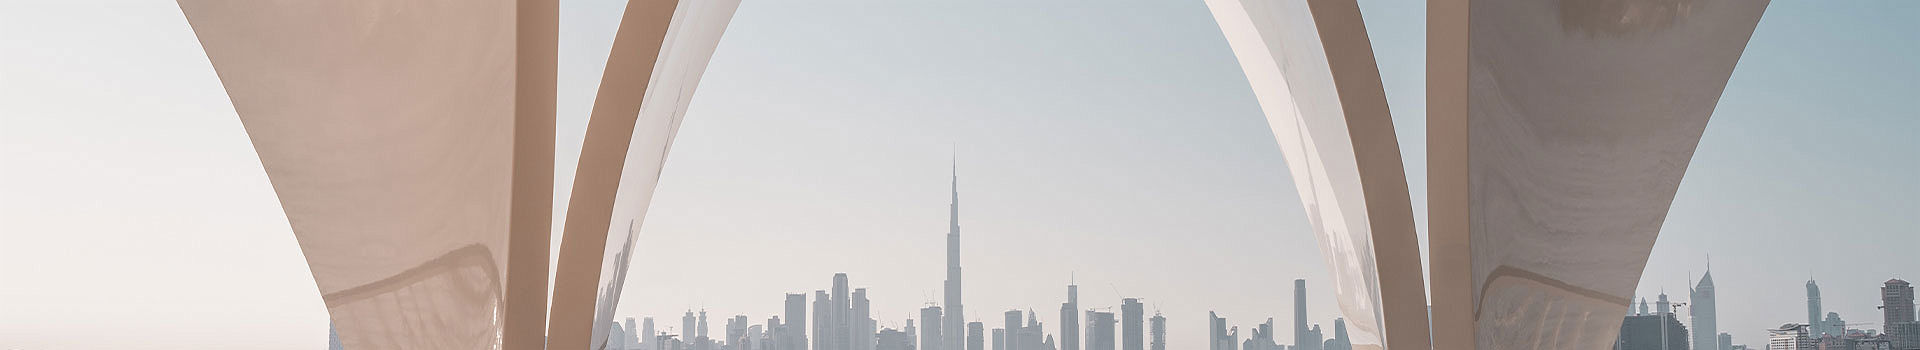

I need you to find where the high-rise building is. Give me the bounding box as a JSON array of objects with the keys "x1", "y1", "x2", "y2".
[
  {"x1": 646, "y1": 318, "x2": 658, "y2": 350},
  {"x1": 906, "y1": 318, "x2": 917, "y2": 349},
  {"x1": 993, "y1": 329, "x2": 1006, "y2": 350},
  {"x1": 788, "y1": 293, "x2": 809, "y2": 350},
  {"x1": 834, "y1": 274, "x2": 851, "y2": 350},
  {"x1": 1063, "y1": 283, "x2": 1080, "y2": 350},
  {"x1": 1819, "y1": 312, "x2": 1846, "y2": 342},
  {"x1": 1716, "y1": 332, "x2": 1731, "y2": 350},
  {"x1": 1294, "y1": 280, "x2": 1312, "y2": 350},
  {"x1": 614, "y1": 321, "x2": 632, "y2": 350},
  {"x1": 1767, "y1": 324, "x2": 1813, "y2": 350},
  {"x1": 1210, "y1": 312, "x2": 1227, "y2": 350},
  {"x1": 687, "y1": 311, "x2": 700, "y2": 350},
  {"x1": 1807, "y1": 280, "x2": 1824, "y2": 338},
  {"x1": 1690, "y1": 270, "x2": 1716, "y2": 350},
  {"x1": 1323, "y1": 318, "x2": 1350, "y2": 350},
  {"x1": 855, "y1": 288, "x2": 874, "y2": 350},
  {"x1": 701, "y1": 310, "x2": 712, "y2": 350},
  {"x1": 945, "y1": 163, "x2": 966, "y2": 350},
  {"x1": 1615, "y1": 313, "x2": 1690, "y2": 350},
  {"x1": 970, "y1": 322, "x2": 985, "y2": 350},
  {"x1": 815, "y1": 291, "x2": 831, "y2": 350},
  {"x1": 629, "y1": 317, "x2": 642, "y2": 350},
  {"x1": 1005, "y1": 310, "x2": 1024, "y2": 350},
  {"x1": 1148, "y1": 312, "x2": 1165, "y2": 350},
  {"x1": 877, "y1": 328, "x2": 914, "y2": 350},
  {"x1": 922, "y1": 306, "x2": 945, "y2": 350},
  {"x1": 1088, "y1": 311, "x2": 1115, "y2": 350},
  {"x1": 1243, "y1": 318, "x2": 1277, "y2": 350},
  {"x1": 1885, "y1": 279, "x2": 1917, "y2": 350},
  {"x1": 1122, "y1": 299, "x2": 1143, "y2": 350}
]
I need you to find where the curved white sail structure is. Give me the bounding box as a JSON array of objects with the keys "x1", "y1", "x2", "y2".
[
  {"x1": 1204, "y1": 0, "x2": 1431, "y2": 349},
  {"x1": 1426, "y1": 0, "x2": 1769, "y2": 349},
  {"x1": 177, "y1": 0, "x2": 557, "y2": 349},
  {"x1": 547, "y1": 0, "x2": 741, "y2": 349}
]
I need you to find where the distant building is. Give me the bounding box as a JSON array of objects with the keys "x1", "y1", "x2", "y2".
[
  {"x1": 1088, "y1": 311, "x2": 1115, "y2": 350},
  {"x1": 787, "y1": 294, "x2": 809, "y2": 350},
  {"x1": 613, "y1": 321, "x2": 631, "y2": 350},
  {"x1": 969, "y1": 322, "x2": 985, "y2": 350},
  {"x1": 1242, "y1": 318, "x2": 1277, "y2": 350},
  {"x1": 922, "y1": 306, "x2": 945, "y2": 350},
  {"x1": 1294, "y1": 280, "x2": 1313, "y2": 350},
  {"x1": 1615, "y1": 312, "x2": 1689, "y2": 350},
  {"x1": 1149, "y1": 312, "x2": 1165, "y2": 350},
  {"x1": 1884, "y1": 279, "x2": 1917, "y2": 350},
  {"x1": 993, "y1": 329, "x2": 1006, "y2": 350},
  {"x1": 855, "y1": 289, "x2": 874, "y2": 350},
  {"x1": 1122, "y1": 299, "x2": 1144, "y2": 350},
  {"x1": 1062, "y1": 283, "x2": 1079, "y2": 350},
  {"x1": 1208, "y1": 312, "x2": 1236, "y2": 350},
  {"x1": 1810, "y1": 281, "x2": 1828, "y2": 338},
  {"x1": 1322, "y1": 318, "x2": 1351, "y2": 350},
  {"x1": 814, "y1": 291, "x2": 831, "y2": 350},
  {"x1": 1692, "y1": 271, "x2": 1717, "y2": 350},
  {"x1": 1768, "y1": 323, "x2": 1813, "y2": 350},
  {"x1": 877, "y1": 328, "x2": 915, "y2": 350}
]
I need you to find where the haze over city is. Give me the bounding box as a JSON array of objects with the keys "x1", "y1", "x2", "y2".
[{"x1": 1, "y1": 1, "x2": 1915, "y2": 349}]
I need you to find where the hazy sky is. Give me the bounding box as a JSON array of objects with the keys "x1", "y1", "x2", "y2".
[{"x1": 2, "y1": 1, "x2": 1915, "y2": 349}]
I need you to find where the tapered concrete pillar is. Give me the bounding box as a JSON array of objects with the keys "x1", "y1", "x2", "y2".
[
  {"x1": 178, "y1": 0, "x2": 557, "y2": 349},
  {"x1": 1426, "y1": 0, "x2": 1768, "y2": 349}
]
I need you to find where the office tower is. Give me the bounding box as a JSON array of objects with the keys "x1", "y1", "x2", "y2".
[
  {"x1": 816, "y1": 291, "x2": 831, "y2": 350},
  {"x1": 1244, "y1": 318, "x2": 1276, "y2": 350},
  {"x1": 1691, "y1": 270, "x2": 1716, "y2": 350},
  {"x1": 1885, "y1": 279, "x2": 1917, "y2": 350},
  {"x1": 1807, "y1": 280, "x2": 1824, "y2": 337},
  {"x1": 923, "y1": 306, "x2": 945, "y2": 350},
  {"x1": 1323, "y1": 318, "x2": 1350, "y2": 350},
  {"x1": 834, "y1": 274, "x2": 851, "y2": 350},
  {"x1": 1089, "y1": 312, "x2": 1115, "y2": 350},
  {"x1": 993, "y1": 329, "x2": 1006, "y2": 350},
  {"x1": 614, "y1": 322, "x2": 631, "y2": 350},
  {"x1": 769, "y1": 317, "x2": 784, "y2": 350},
  {"x1": 750, "y1": 325, "x2": 766, "y2": 350},
  {"x1": 1303, "y1": 325, "x2": 1322, "y2": 350},
  {"x1": 1122, "y1": 299, "x2": 1143, "y2": 350},
  {"x1": 788, "y1": 293, "x2": 810, "y2": 350},
  {"x1": 1615, "y1": 313, "x2": 1690, "y2": 350},
  {"x1": 1210, "y1": 312, "x2": 1225, "y2": 350},
  {"x1": 970, "y1": 322, "x2": 986, "y2": 350},
  {"x1": 1063, "y1": 283, "x2": 1080, "y2": 350},
  {"x1": 728, "y1": 316, "x2": 744, "y2": 350},
  {"x1": 1148, "y1": 312, "x2": 1165, "y2": 350},
  {"x1": 1293, "y1": 280, "x2": 1310, "y2": 350},
  {"x1": 1014, "y1": 312, "x2": 1044, "y2": 350},
  {"x1": 878, "y1": 328, "x2": 914, "y2": 350},
  {"x1": 645, "y1": 318, "x2": 658, "y2": 350},
  {"x1": 1639, "y1": 298, "x2": 1651, "y2": 317},
  {"x1": 701, "y1": 310, "x2": 712, "y2": 350},
  {"x1": 945, "y1": 163, "x2": 966, "y2": 350},
  {"x1": 1006, "y1": 310, "x2": 1024, "y2": 350},
  {"x1": 906, "y1": 318, "x2": 917, "y2": 348},
  {"x1": 855, "y1": 288, "x2": 874, "y2": 350},
  {"x1": 1818, "y1": 312, "x2": 1846, "y2": 342},
  {"x1": 1656, "y1": 292, "x2": 1671, "y2": 316},
  {"x1": 1716, "y1": 332, "x2": 1731, "y2": 350},
  {"x1": 1768, "y1": 324, "x2": 1813, "y2": 350},
  {"x1": 687, "y1": 311, "x2": 700, "y2": 350}
]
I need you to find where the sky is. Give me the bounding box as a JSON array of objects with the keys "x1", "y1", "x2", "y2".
[{"x1": 1, "y1": 0, "x2": 1916, "y2": 349}]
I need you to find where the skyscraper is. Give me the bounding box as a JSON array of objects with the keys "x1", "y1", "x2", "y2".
[
  {"x1": 1293, "y1": 280, "x2": 1316, "y2": 350},
  {"x1": 970, "y1": 322, "x2": 985, "y2": 350},
  {"x1": 1209, "y1": 312, "x2": 1226, "y2": 350},
  {"x1": 1884, "y1": 279, "x2": 1917, "y2": 349},
  {"x1": 922, "y1": 306, "x2": 945, "y2": 350},
  {"x1": 1088, "y1": 311, "x2": 1115, "y2": 350},
  {"x1": 1006, "y1": 310, "x2": 1024, "y2": 350},
  {"x1": 1121, "y1": 299, "x2": 1143, "y2": 350},
  {"x1": 944, "y1": 162, "x2": 965, "y2": 350},
  {"x1": 1691, "y1": 270, "x2": 1716, "y2": 350},
  {"x1": 854, "y1": 289, "x2": 873, "y2": 350},
  {"x1": 787, "y1": 294, "x2": 809, "y2": 350},
  {"x1": 1324, "y1": 318, "x2": 1350, "y2": 350},
  {"x1": 686, "y1": 311, "x2": 699, "y2": 350},
  {"x1": 1807, "y1": 280, "x2": 1826, "y2": 338},
  {"x1": 833, "y1": 274, "x2": 850, "y2": 350},
  {"x1": 1063, "y1": 283, "x2": 1079, "y2": 350},
  {"x1": 1148, "y1": 312, "x2": 1165, "y2": 350},
  {"x1": 1767, "y1": 324, "x2": 1812, "y2": 350},
  {"x1": 815, "y1": 291, "x2": 831, "y2": 350},
  {"x1": 645, "y1": 318, "x2": 657, "y2": 350}
]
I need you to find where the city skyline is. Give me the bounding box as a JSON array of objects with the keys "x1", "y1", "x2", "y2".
[{"x1": 2, "y1": 1, "x2": 1916, "y2": 349}]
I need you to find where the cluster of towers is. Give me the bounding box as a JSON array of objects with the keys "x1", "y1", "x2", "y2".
[
  {"x1": 1615, "y1": 267, "x2": 1917, "y2": 350},
  {"x1": 1205, "y1": 280, "x2": 1351, "y2": 350}
]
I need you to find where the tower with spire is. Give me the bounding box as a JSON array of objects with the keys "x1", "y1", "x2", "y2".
[
  {"x1": 1690, "y1": 262, "x2": 1717, "y2": 350},
  {"x1": 943, "y1": 156, "x2": 964, "y2": 350}
]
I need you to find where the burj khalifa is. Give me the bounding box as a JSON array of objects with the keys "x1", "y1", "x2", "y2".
[{"x1": 943, "y1": 161, "x2": 964, "y2": 350}]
